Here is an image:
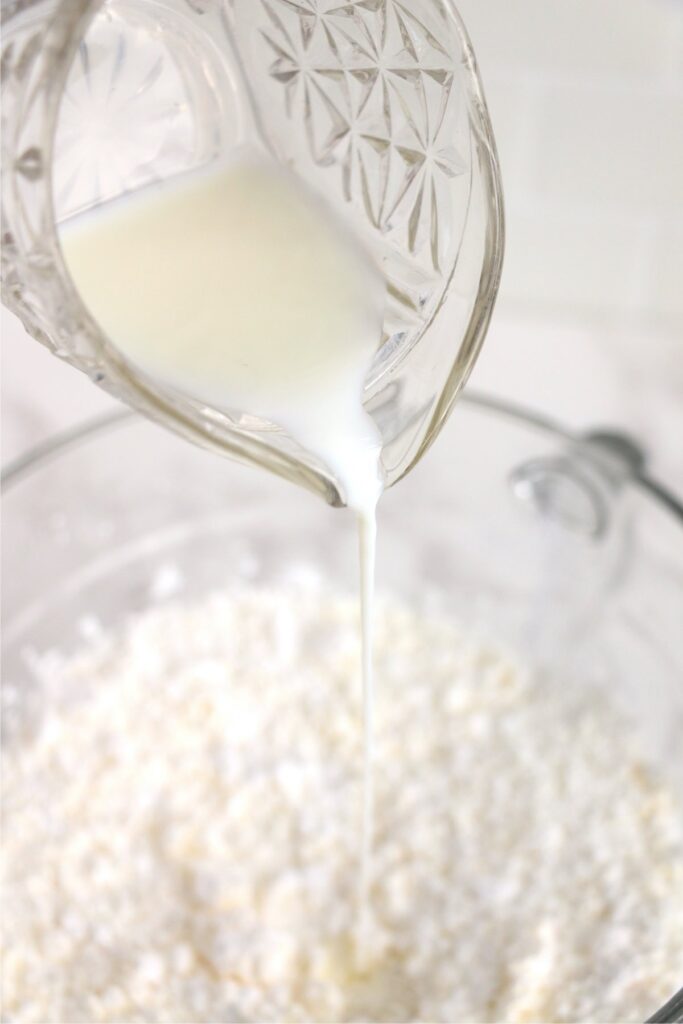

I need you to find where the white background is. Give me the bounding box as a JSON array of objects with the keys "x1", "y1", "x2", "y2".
[{"x1": 2, "y1": 0, "x2": 682, "y2": 489}]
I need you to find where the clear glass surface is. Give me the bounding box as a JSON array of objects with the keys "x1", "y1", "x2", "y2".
[
  {"x1": 2, "y1": 394, "x2": 682, "y2": 1021},
  {"x1": 1, "y1": 0, "x2": 504, "y2": 505}
]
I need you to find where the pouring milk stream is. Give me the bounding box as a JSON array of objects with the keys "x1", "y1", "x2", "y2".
[
  {"x1": 59, "y1": 157, "x2": 385, "y2": 947},
  {"x1": 2, "y1": 0, "x2": 503, "y2": 972}
]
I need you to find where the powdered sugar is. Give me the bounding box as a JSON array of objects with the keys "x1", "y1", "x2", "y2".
[{"x1": 3, "y1": 584, "x2": 682, "y2": 1022}]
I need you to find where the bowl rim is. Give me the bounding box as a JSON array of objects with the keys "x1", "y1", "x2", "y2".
[
  {"x1": 2, "y1": 391, "x2": 682, "y2": 527},
  {"x1": 2, "y1": 390, "x2": 683, "y2": 1023}
]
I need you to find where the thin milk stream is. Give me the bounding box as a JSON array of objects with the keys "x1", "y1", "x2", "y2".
[{"x1": 59, "y1": 159, "x2": 385, "y2": 947}]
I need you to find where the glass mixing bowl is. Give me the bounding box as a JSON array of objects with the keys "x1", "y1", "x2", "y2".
[{"x1": 2, "y1": 392, "x2": 682, "y2": 1023}]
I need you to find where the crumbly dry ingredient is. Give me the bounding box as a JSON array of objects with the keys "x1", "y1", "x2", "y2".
[{"x1": 3, "y1": 583, "x2": 682, "y2": 1024}]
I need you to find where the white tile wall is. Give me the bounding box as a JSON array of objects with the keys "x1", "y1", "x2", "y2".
[
  {"x1": 460, "y1": 0, "x2": 683, "y2": 488},
  {"x1": 501, "y1": 206, "x2": 648, "y2": 317},
  {"x1": 533, "y1": 85, "x2": 683, "y2": 215},
  {"x1": 649, "y1": 220, "x2": 683, "y2": 322},
  {"x1": 460, "y1": 0, "x2": 682, "y2": 79},
  {"x1": 458, "y1": 0, "x2": 683, "y2": 335}
]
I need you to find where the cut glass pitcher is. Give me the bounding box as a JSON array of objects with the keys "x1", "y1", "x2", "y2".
[{"x1": 1, "y1": 0, "x2": 504, "y2": 505}]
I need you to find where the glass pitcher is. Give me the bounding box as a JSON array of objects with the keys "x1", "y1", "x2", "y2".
[{"x1": 1, "y1": 0, "x2": 504, "y2": 506}]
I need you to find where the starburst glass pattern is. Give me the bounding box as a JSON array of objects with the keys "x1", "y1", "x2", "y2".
[
  {"x1": 53, "y1": 8, "x2": 194, "y2": 220},
  {"x1": 2, "y1": 0, "x2": 501, "y2": 504},
  {"x1": 227, "y1": 0, "x2": 472, "y2": 341}
]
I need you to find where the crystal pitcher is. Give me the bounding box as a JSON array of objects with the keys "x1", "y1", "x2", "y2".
[{"x1": 1, "y1": 0, "x2": 504, "y2": 505}]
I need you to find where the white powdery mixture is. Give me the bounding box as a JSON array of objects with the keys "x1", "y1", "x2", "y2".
[{"x1": 3, "y1": 584, "x2": 682, "y2": 1024}]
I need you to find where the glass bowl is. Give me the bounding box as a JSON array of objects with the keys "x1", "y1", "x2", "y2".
[{"x1": 2, "y1": 393, "x2": 682, "y2": 1023}]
